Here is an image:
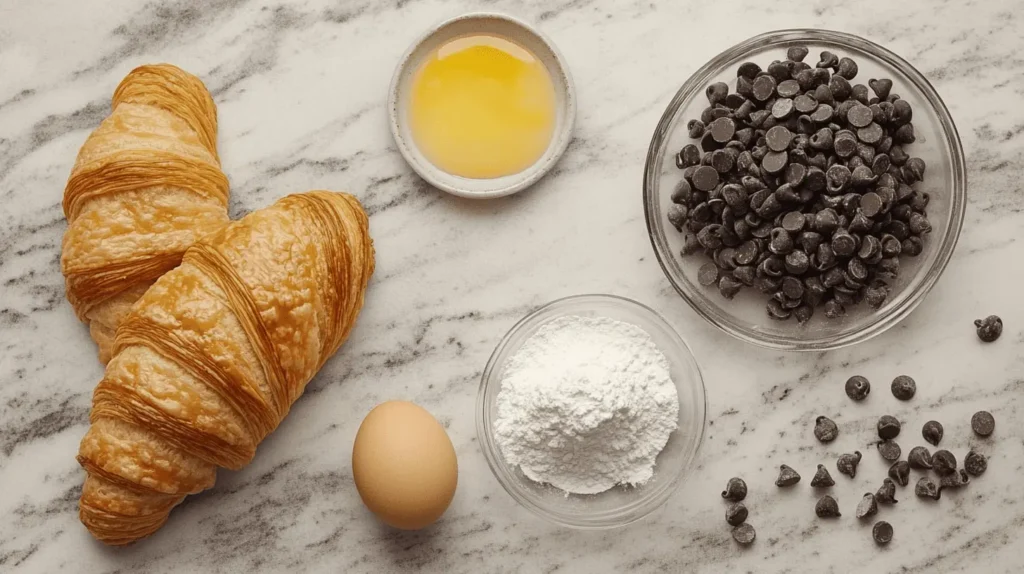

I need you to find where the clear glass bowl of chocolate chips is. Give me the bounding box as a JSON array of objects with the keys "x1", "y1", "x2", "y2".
[{"x1": 644, "y1": 29, "x2": 966, "y2": 351}]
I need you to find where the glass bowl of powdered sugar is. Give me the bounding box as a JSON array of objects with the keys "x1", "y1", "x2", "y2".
[{"x1": 476, "y1": 294, "x2": 707, "y2": 528}]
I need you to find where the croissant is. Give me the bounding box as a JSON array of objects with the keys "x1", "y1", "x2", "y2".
[
  {"x1": 61, "y1": 64, "x2": 229, "y2": 363},
  {"x1": 76, "y1": 191, "x2": 375, "y2": 545}
]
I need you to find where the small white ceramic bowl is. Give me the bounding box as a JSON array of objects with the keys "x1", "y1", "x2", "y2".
[{"x1": 388, "y1": 12, "x2": 576, "y2": 199}]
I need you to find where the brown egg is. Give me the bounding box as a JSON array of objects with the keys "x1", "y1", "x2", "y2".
[{"x1": 352, "y1": 401, "x2": 458, "y2": 529}]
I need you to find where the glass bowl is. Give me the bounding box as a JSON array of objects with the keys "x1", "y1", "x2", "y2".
[
  {"x1": 476, "y1": 294, "x2": 707, "y2": 529},
  {"x1": 643, "y1": 29, "x2": 966, "y2": 351}
]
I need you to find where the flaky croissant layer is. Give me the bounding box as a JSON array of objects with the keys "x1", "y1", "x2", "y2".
[
  {"x1": 61, "y1": 64, "x2": 230, "y2": 363},
  {"x1": 77, "y1": 191, "x2": 375, "y2": 545}
]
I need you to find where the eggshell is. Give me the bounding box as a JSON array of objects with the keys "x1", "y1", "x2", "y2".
[{"x1": 352, "y1": 401, "x2": 458, "y2": 529}]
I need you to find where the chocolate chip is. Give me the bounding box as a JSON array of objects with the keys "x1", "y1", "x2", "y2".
[
  {"x1": 718, "y1": 275, "x2": 743, "y2": 299},
  {"x1": 697, "y1": 262, "x2": 720, "y2": 286},
  {"x1": 941, "y1": 469, "x2": 971, "y2": 490},
  {"x1": 877, "y1": 440, "x2": 901, "y2": 462},
  {"x1": 876, "y1": 478, "x2": 899, "y2": 504},
  {"x1": 837, "y1": 451, "x2": 862, "y2": 478},
  {"x1": 722, "y1": 477, "x2": 748, "y2": 501},
  {"x1": 836, "y1": 57, "x2": 858, "y2": 80},
  {"x1": 971, "y1": 411, "x2": 996, "y2": 437},
  {"x1": 845, "y1": 376, "x2": 870, "y2": 401},
  {"x1": 772, "y1": 98, "x2": 795, "y2": 120},
  {"x1": 908, "y1": 446, "x2": 933, "y2": 469},
  {"x1": 891, "y1": 375, "x2": 916, "y2": 400},
  {"x1": 932, "y1": 450, "x2": 957, "y2": 476},
  {"x1": 710, "y1": 117, "x2": 737, "y2": 143},
  {"x1": 868, "y1": 78, "x2": 893, "y2": 100},
  {"x1": 732, "y1": 523, "x2": 756, "y2": 545},
  {"x1": 810, "y1": 103, "x2": 834, "y2": 123},
  {"x1": 752, "y1": 75, "x2": 777, "y2": 101},
  {"x1": 765, "y1": 125, "x2": 794, "y2": 152},
  {"x1": 762, "y1": 150, "x2": 789, "y2": 174},
  {"x1": 888, "y1": 460, "x2": 910, "y2": 487},
  {"x1": 915, "y1": 477, "x2": 940, "y2": 500},
  {"x1": 776, "y1": 464, "x2": 801, "y2": 487},
  {"x1": 856, "y1": 493, "x2": 878, "y2": 519},
  {"x1": 964, "y1": 451, "x2": 987, "y2": 476},
  {"x1": 814, "y1": 415, "x2": 839, "y2": 443},
  {"x1": 711, "y1": 149, "x2": 735, "y2": 173},
  {"x1": 877, "y1": 415, "x2": 901, "y2": 440},
  {"x1": 847, "y1": 104, "x2": 874, "y2": 128},
  {"x1": 811, "y1": 464, "x2": 835, "y2": 487},
  {"x1": 815, "y1": 495, "x2": 841, "y2": 518},
  {"x1": 726, "y1": 502, "x2": 748, "y2": 526},
  {"x1": 794, "y1": 94, "x2": 818, "y2": 114},
  {"x1": 922, "y1": 420, "x2": 943, "y2": 446},
  {"x1": 692, "y1": 166, "x2": 720, "y2": 191},
  {"x1": 873, "y1": 521, "x2": 893, "y2": 545},
  {"x1": 787, "y1": 46, "x2": 809, "y2": 62},
  {"x1": 974, "y1": 315, "x2": 1003, "y2": 343}
]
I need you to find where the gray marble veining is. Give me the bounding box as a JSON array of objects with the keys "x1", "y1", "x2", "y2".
[{"x1": 2, "y1": 0, "x2": 1024, "y2": 572}]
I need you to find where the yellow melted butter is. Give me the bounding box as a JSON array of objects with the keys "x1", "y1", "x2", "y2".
[{"x1": 410, "y1": 34, "x2": 557, "y2": 179}]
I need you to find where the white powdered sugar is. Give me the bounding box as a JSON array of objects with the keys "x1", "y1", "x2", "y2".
[{"x1": 493, "y1": 315, "x2": 679, "y2": 494}]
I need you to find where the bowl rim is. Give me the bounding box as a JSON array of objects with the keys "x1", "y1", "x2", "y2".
[
  {"x1": 387, "y1": 11, "x2": 577, "y2": 199},
  {"x1": 643, "y1": 28, "x2": 967, "y2": 351},
  {"x1": 475, "y1": 293, "x2": 708, "y2": 529}
]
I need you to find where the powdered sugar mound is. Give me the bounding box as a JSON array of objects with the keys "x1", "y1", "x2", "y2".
[{"x1": 493, "y1": 315, "x2": 679, "y2": 494}]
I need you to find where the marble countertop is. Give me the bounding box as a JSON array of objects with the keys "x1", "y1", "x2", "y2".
[{"x1": 2, "y1": 0, "x2": 1023, "y2": 572}]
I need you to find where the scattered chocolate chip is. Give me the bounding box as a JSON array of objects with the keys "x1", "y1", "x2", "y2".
[
  {"x1": 837, "y1": 451, "x2": 862, "y2": 478},
  {"x1": 908, "y1": 446, "x2": 933, "y2": 469},
  {"x1": 877, "y1": 440, "x2": 901, "y2": 462},
  {"x1": 973, "y1": 315, "x2": 1003, "y2": 342},
  {"x1": 732, "y1": 523, "x2": 756, "y2": 545},
  {"x1": 876, "y1": 478, "x2": 899, "y2": 504},
  {"x1": 971, "y1": 411, "x2": 996, "y2": 437},
  {"x1": 932, "y1": 450, "x2": 957, "y2": 476},
  {"x1": 915, "y1": 477, "x2": 940, "y2": 500},
  {"x1": 726, "y1": 502, "x2": 748, "y2": 526},
  {"x1": 891, "y1": 375, "x2": 916, "y2": 400},
  {"x1": 722, "y1": 477, "x2": 747, "y2": 501},
  {"x1": 964, "y1": 451, "x2": 987, "y2": 476},
  {"x1": 805, "y1": 464, "x2": 834, "y2": 489},
  {"x1": 815, "y1": 494, "x2": 841, "y2": 518},
  {"x1": 845, "y1": 376, "x2": 870, "y2": 401},
  {"x1": 814, "y1": 416, "x2": 839, "y2": 443},
  {"x1": 922, "y1": 420, "x2": 943, "y2": 447},
  {"x1": 872, "y1": 521, "x2": 894, "y2": 545},
  {"x1": 776, "y1": 464, "x2": 801, "y2": 487},
  {"x1": 877, "y1": 415, "x2": 901, "y2": 440},
  {"x1": 856, "y1": 493, "x2": 878, "y2": 519},
  {"x1": 888, "y1": 460, "x2": 910, "y2": 487},
  {"x1": 940, "y1": 469, "x2": 970, "y2": 489}
]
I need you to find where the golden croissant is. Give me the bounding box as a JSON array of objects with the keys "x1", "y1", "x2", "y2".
[
  {"x1": 61, "y1": 64, "x2": 229, "y2": 363},
  {"x1": 76, "y1": 191, "x2": 375, "y2": 545}
]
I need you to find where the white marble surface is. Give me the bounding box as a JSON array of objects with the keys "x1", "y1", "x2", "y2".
[{"x1": 2, "y1": 0, "x2": 1024, "y2": 572}]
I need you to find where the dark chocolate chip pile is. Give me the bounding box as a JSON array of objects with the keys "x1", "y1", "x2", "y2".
[{"x1": 668, "y1": 48, "x2": 933, "y2": 321}]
